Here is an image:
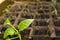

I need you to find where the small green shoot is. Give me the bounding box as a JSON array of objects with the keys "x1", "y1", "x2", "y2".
[
  {"x1": 2, "y1": 5, "x2": 10, "y2": 13},
  {"x1": 52, "y1": 9, "x2": 58, "y2": 15},
  {"x1": 57, "y1": 17, "x2": 60, "y2": 20},
  {"x1": 45, "y1": 19, "x2": 49, "y2": 23},
  {"x1": 4, "y1": 18, "x2": 11, "y2": 26},
  {"x1": 51, "y1": 0, "x2": 57, "y2": 5},
  {"x1": 3, "y1": 18, "x2": 34, "y2": 40},
  {"x1": 4, "y1": 9, "x2": 8, "y2": 12}
]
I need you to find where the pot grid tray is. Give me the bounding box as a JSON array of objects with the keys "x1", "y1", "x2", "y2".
[{"x1": 0, "y1": 1, "x2": 60, "y2": 39}]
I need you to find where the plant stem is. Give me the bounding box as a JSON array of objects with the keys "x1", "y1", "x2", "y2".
[
  {"x1": 9, "y1": 24, "x2": 22, "y2": 40},
  {"x1": 11, "y1": 37, "x2": 18, "y2": 39},
  {"x1": 17, "y1": 32, "x2": 22, "y2": 40}
]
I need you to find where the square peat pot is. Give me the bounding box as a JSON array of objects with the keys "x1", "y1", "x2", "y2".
[
  {"x1": 55, "y1": 38, "x2": 60, "y2": 40},
  {"x1": 20, "y1": 29, "x2": 30, "y2": 40},
  {"x1": 55, "y1": 29, "x2": 60, "y2": 37},
  {"x1": 30, "y1": 29, "x2": 52, "y2": 40},
  {"x1": 0, "y1": 34, "x2": 4, "y2": 40},
  {"x1": 22, "y1": 37, "x2": 30, "y2": 40},
  {"x1": 13, "y1": 37, "x2": 29, "y2": 40},
  {"x1": 32, "y1": 37, "x2": 52, "y2": 40}
]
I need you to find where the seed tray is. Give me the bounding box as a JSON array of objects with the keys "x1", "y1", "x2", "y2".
[{"x1": 0, "y1": 1, "x2": 60, "y2": 40}]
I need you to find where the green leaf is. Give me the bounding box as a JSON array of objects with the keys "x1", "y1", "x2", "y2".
[
  {"x1": 18, "y1": 19, "x2": 34, "y2": 31},
  {"x1": 4, "y1": 18, "x2": 11, "y2": 26},
  {"x1": 6, "y1": 38, "x2": 12, "y2": 40},
  {"x1": 4, "y1": 27, "x2": 15, "y2": 38}
]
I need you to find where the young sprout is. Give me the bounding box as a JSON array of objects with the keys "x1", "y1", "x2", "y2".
[
  {"x1": 35, "y1": 12, "x2": 39, "y2": 15},
  {"x1": 51, "y1": 0, "x2": 57, "y2": 5},
  {"x1": 2, "y1": 5, "x2": 11, "y2": 13},
  {"x1": 51, "y1": 0, "x2": 57, "y2": 11},
  {"x1": 57, "y1": 17, "x2": 60, "y2": 20},
  {"x1": 45, "y1": 19, "x2": 49, "y2": 23},
  {"x1": 39, "y1": 7, "x2": 43, "y2": 10},
  {"x1": 2, "y1": 9, "x2": 9, "y2": 13},
  {"x1": 52, "y1": 9, "x2": 58, "y2": 15},
  {"x1": 3, "y1": 18, "x2": 34, "y2": 40},
  {"x1": 24, "y1": 3, "x2": 29, "y2": 7},
  {"x1": 47, "y1": 25, "x2": 50, "y2": 34},
  {"x1": 35, "y1": 12, "x2": 40, "y2": 18},
  {"x1": 17, "y1": 5, "x2": 22, "y2": 10},
  {"x1": 7, "y1": 5, "x2": 11, "y2": 8}
]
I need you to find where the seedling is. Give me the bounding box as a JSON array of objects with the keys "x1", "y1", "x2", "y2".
[
  {"x1": 51, "y1": 0, "x2": 57, "y2": 11},
  {"x1": 3, "y1": 18, "x2": 34, "y2": 40},
  {"x1": 57, "y1": 17, "x2": 60, "y2": 21},
  {"x1": 52, "y1": 9, "x2": 58, "y2": 15},
  {"x1": 2, "y1": 5, "x2": 11, "y2": 13},
  {"x1": 47, "y1": 25, "x2": 50, "y2": 35},
  {"x1": 35, "y1": 12, "x2": 39, "y2": 15},
  {"x1": 51, "y1": 0, "x2": 57, "y2": 6},
  {"x1": 16, "y1": 5, "x2": 22, "y2": 10},
  {"x1": 45, "y1": 19, "x2": 49, "y2": 23},
  {"x1": 35, "y1": 12, "x2": 41, "y2": 18},
  {"x1": 51, "y1": 0, "x2": 58, "y2": 16}
]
